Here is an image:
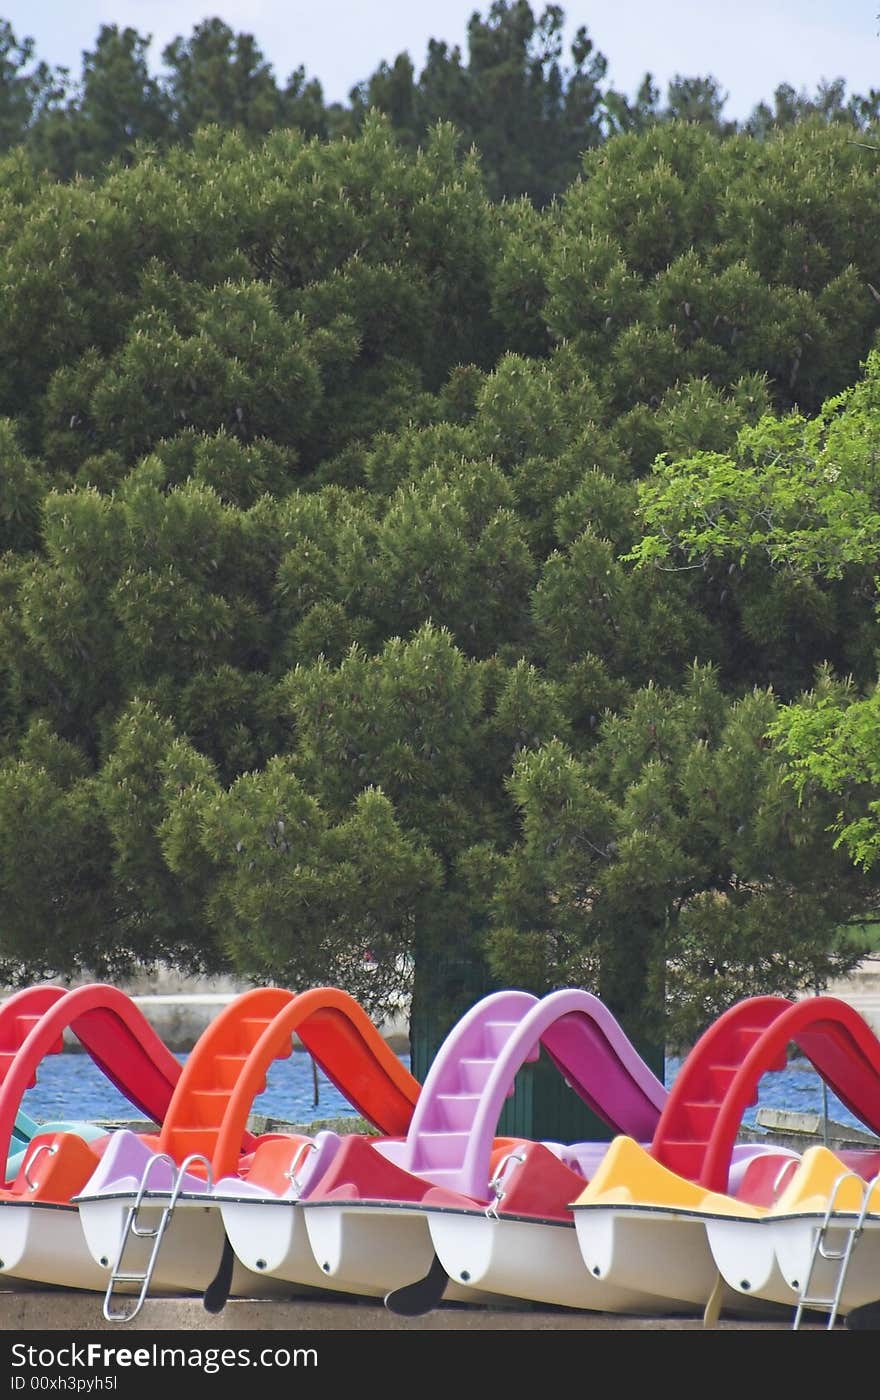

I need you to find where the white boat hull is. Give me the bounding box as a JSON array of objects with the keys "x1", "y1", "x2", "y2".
[
  {"x1": 426, "y1": 1207, "x2": 662, "y2": 1313},
  {"x1": 76, "y1": 1193, "x2": 289, "y2": 1298},
  {"x1": 302, "y1": 1201, "x2": 490, "y2": 1303},
  {"x1": 573, "y1": 1207, "x2": 786, "y2": 1318},
  {"x1": 0, "y1": 1201, "x2": 108, "y2": 1291},
  {"x1": 705, "y1": 1215, "x2": 797, "y2": 1310},
  {"x1": 771, "y1": 1214, "x2": 880, "y2": 1316},
  {"x1": 215, "y1": 1196, "x2": 331, "y2": 1291}
]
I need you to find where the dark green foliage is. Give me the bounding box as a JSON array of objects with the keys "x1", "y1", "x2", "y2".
[
  {"x1": 4, "y1": 3, "x2": 879, "y2": 207},
  {"x1": 0, "y1": 85, "x2": 879, "y2": 1050},
  {"x1": 161, "y1": 19, "x2": 283, "y2": 139},
  {"x1": 489, "y1": 672, "x2": 879, "y2": 1050},
  {"x1": 543, "y1": 123, "x2": 880, "y2": 417}
]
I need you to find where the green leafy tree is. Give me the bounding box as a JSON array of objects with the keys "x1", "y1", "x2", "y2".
[
  {"x1": 280, "y1": 65, "x2": 332, "y2": 139},
  {"x1": 487, "y1": 669, "x2": 878, "y2": 1050},
  {"x1": 0, "y1": 721, "x2": 117, "y2": 979},
  {"x1": 628, "y1": 348, "x2": 880, "y2": 695},
  {"x1": 534, "y1": 122, "x2": 880, "y2": 419},
  {"x1": 161, "y1": 19, "x2": 282, "y2": 138},
  {"x1": 0, "y1": 20, "x2": 63, "y2": 152},
  {"x1": 622, "y1": 343, "x2": 880, "y2": 942},
  {"x1": 0, "y1": 115, "x2": 504, "y2": 470},
  {"x1": 162, "y1": 759, "x2": 442, "y2": 1016},
  {"x1": 769, "y1": 669, "x2": 880, "y2": 876},
  {"x1": 5, "y1": 4, "x2": 880, "y2": 210},
  {"x1": 744, "y1": 79, "x2": 880, "y2": 138},
  {"x1": 352, "y1": 1, "x2": 612, "y2": 205},
  {"x1": 27, "y1": 26, "x2": 170, "y2": 179},
  {"x1": 145, "y1": 622, "x2": 569, "y2": 1023},
  {"x1": 3, "y1": 112, "x2": 880, "y2": 1061}
]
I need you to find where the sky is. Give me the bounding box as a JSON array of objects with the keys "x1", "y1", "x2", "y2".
[{"x1": 2, "y1": 1, "x2": 878, "y2": 121}]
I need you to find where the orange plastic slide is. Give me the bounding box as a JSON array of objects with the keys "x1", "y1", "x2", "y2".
[{"x1": 157, "y1": 985, "x2": 420, "y2": 1178}]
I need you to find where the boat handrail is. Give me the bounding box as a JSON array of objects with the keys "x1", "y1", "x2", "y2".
[
  {"x1": 485, "y1": 1148, "x2": 527, "y2": 1219},
  {"x1": 22, "y1": 1141, "x2": 57, "y2": 1192}
]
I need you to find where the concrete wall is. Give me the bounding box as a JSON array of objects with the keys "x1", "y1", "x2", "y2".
[
  {"x1": 5, "y1": 956, "x2": 879, "y2": 1055},
  {"x1": 124, "y1": 955, "x2": 880, "y2": 1053},
  {"x1": 0, "y1": 970, "x2": 410, "y2": 1054},
  {"x1": 813, "y1": 957, "x2": 880, "y2": 1032}
]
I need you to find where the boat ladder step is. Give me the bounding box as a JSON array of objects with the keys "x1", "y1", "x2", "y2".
[
  {"x1": 103, "y1": 1151, "x2": 213, "y2": 1324},
  {"x1": 793, "y1": 1169, "x2": 878, "y2": 1330}
]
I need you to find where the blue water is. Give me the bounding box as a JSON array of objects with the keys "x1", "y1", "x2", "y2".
[
  {"x1": 18, "y1": 1048, "x2": 397, "y2": 1127},
  {"x1": 665, "y1": 1056, "x2": 869, "y2": 1135},
  {"x1": 16, "y1": 1049, "x2": 873, "y2": 1137}
]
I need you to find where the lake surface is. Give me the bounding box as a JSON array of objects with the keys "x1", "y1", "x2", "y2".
[{"x1": 17, "y1": 1048, "x2": 871, "y2": 1136}]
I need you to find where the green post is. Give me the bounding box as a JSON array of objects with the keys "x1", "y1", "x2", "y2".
[{"x1": 409, "y1": 951, "x2": 664, "y2": 1144}]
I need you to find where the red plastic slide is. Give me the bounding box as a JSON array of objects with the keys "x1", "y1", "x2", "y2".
[
  {"x1": 0, "y1": 982, "x2": 184, "y2": 1192},
  {"x1": 652, "y1": 993, "x2": 880, "y2": 1192}
]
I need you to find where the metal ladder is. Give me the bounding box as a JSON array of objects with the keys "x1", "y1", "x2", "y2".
[
  {"x1": 793, "y1": 1170, "x2": 879, "y2": 1329},
  {"x1": 103, "y1": 1151, "x2": 213, "y2": 1322}
]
